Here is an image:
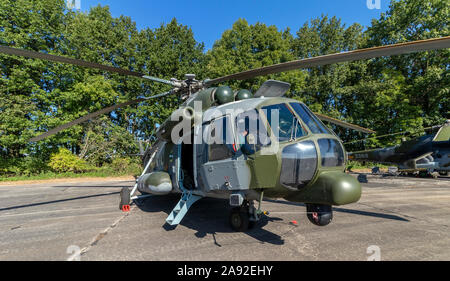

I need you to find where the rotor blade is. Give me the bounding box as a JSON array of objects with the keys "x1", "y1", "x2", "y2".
[
  {"x1": 0, "y1": 45, "x2": 177, "y2": 86},
  {"x1": 344, "y1": 125, "x2": 439, "y2": 145},
  {"x1": 29, "y1": 90, "x2": 173, "y2": 142},
  {"x1": 205, "y1": 36, "x2": 450, "y2": 85},
  {"x1": 314, "y1": 113, "x2": 375, "y2": 134}
]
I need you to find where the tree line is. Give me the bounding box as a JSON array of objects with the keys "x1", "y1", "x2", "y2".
[{"x1": 0, "y1": 0, "x2": 448, "y2": 176}]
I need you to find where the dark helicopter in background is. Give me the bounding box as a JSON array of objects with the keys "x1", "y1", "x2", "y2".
[
  {"x1": 1, "y1": 36, "x2": 449, "y2": 231},
  {"x1": 347, "y1": 120, "x2": 450, "y2": 177}
]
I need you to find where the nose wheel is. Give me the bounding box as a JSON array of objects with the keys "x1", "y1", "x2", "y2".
[
  {"x1": 229, "y1": 200, "x2": 262, "y2": 232},
  {"x1": 229, "y1": 207, "x2": 250, "y2": 232},
  {"x1": 306, "y1": 204, "x2": 333, "y2": 226}
]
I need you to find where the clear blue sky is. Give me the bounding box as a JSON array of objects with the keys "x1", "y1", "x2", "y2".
[{"x1": 78, "y1": 0, "x2": 390, "y2": 50}]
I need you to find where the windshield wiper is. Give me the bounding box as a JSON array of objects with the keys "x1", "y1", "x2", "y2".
[{"x1": 290, "y1": 116, "x2": 298, "y2": 142}]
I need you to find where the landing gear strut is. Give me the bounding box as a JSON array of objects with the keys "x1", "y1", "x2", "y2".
[{"x1": 306, "y1": 204, "x2": 333, "y2": 226}]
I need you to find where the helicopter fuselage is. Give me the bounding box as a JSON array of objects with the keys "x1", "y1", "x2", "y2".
[{"x1": 138, "y1": 88, "x2": 361, "y2": 207}]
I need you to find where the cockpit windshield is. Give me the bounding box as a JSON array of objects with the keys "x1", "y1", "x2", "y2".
[
  {"x1": 261, "y1": 103, "x2": 307, "y2": 142},
  {"x1": 289, "y1": 102, "x2": 331, "y2": 134}
]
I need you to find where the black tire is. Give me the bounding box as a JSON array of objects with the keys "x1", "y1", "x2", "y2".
[
  {"x1": 439, "y1": 171, "x2": 448, "y2": 176},
  {"x1": 119, "y1": 187, "x2": 131, "y2": 210},
  {"x1": 306, "y1": 204, "x2": 333, "y2": 226},
  {"x1": 229, "y1": 207, "x2": 249, "y2": 232}
]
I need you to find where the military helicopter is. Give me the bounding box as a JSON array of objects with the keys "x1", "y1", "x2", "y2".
[
  {"x1": 1, "y1": 36, "x2": 449, "y2": 231},
  {"x1": 347, "y1": 120, "x2": 450, "y2": 177}
]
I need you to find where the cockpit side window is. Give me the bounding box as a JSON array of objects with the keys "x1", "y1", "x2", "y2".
[
  {"x1": 155, "y1": 142, "x2": 166, "y2": 170},
  {"x1": 289, "y1": 102, "x2": 331, "y2": 134},
  {"x1": 262, "y1": 103, "x2": 307, "y2": 142}
]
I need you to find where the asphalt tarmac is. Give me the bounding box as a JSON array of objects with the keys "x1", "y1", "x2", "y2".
[{"x1": 0, "y1": 174, "x2": 449, "y2": 261}]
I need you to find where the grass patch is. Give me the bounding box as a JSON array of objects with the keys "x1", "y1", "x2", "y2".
[
  {"x1": 346, "y1": 160, "x2": 390, "y2": 171},
  {"x1": 0, "y1": 167, "x2": 140, "y2": 182}
]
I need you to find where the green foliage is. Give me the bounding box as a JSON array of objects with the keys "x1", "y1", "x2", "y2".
[
  {"x1": 0, "y1": 156, "x2": 50, "y2": 177},
  {"x1": 0, "y1": 0, "x2": 448, "y2": 178},
  {"x1": 366, "y1": 0, "x2": 449, "y2": 127},
  {"x1": 109, "y1": 157, "x2": 142, "y2": 175},
  {"x1": 290, "y1": 15, "x2": 366, "y2": 123},
  {"x1": 79, "y1": 116, "x2": 138, "y2": 166},
  {"x1": 206, "y1": 19, "x2": 307, "y2": 94},
  {"x1": 0, "y1": 168, "x2": 135, "y2": 182},
  {"x1": 0, "y1": 0, "x2": 69, "y2": 158},
  {"x1": 346, "y1": 160, "x2": 389, "y2": 171},
  {"x1": 48, "y1": 148, "x2": 91, "y2": 173},
  {"x1": 132, "y1": 18, "x2": 206, "y2": 135},
  {"x1": 0, "y1": 1, "x2": 206, "y2": 177}
]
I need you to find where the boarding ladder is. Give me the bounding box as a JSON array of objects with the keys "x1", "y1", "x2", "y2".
[{"x1": 166, "y1": 191, "x2": 202, "y2": 225}]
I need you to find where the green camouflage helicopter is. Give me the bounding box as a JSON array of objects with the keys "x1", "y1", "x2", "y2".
[
  {"x1": 347, "y1": 120, "x2": 450, "y2": 177},
  {"x1": 1, "y1": 36, "x2": 449, "y2": 231}
]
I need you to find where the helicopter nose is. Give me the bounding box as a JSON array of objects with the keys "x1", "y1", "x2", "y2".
[
  {"x1": 283, "y1": 171, "x2": 361, "y2": 206},
  {"x1": 314, "y1": 172, "x2": 362, "y2": 205}
]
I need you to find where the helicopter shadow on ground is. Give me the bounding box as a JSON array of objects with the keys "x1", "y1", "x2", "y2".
[
  {"x1": 351, "y1": 171, "x2": 448, "y2": 182},
  {"x1": 352, "y1": 172, "x2": 396, "y2": 184},
  {"x1": 263, "y1": 199, "x2": 409, "y2": 222},
  {"x1": 356, "y1": 173, "x2": 368, "y2": 183},
  {"x1": 348, "y1": 172, "x2": 372, "y2": 184},
  {"x1": 135, "y1": 194, "x2": 286, "y2": 246},
  {"x1": 45, "y1": 185, "x2": 128, "y2": 189},
  {"x1": 0, "y1": 192, "x2": 120, "y2": 212}
]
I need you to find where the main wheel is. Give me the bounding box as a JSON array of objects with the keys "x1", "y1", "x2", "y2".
[
  {"x1": 229, "y1": 207, "x2": 249, "y2": 232},
  {"x1": 119, "y1": 187, "x2": 131, "y2": 210},
  {"x1": 306, "y1": 204, "x2": 333, "y2": 226}
]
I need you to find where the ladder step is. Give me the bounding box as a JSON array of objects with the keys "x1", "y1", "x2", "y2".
[{"x1": 166, "y1": 193, "x2": 202, "y2": 226}]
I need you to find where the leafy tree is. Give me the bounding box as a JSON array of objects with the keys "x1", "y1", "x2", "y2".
[
  {"x1": 366, "y1": 0, "x2": 449, "y2": 128},
  {"x1": 291, "y1": 15, "x2": 369, "y2": 141},
  {"x1": 1, "y1": 3, "x2": 207, "y2": 176},
  {"x1": 206, "y1": 18, "x2": 307, "y2": 94},
  {"x1": 132, "y1": 18, "x2": 206, "y2": 137},
  {"x1": 0, "y1": 0, "x2": 69, "y2": 158},
  {"x1": 79, "y1": 116, "x2": 138, "y2": 166},
  {"x1": 63, "y1": 11, "x2": 206, "y2": 139}
]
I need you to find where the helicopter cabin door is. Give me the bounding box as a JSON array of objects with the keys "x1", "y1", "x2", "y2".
[{"x1": 198, "y1": 115, "x2": 251, "y2": 192}]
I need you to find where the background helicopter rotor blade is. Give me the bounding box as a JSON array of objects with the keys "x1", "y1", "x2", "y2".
[
  {"x1": 343, "y1": 124, "x2": 442, "y2": 145},
  {"x1": 0, "y1": 45, "x2": 178, "y2": 87},
  {"x1": 314, "y1": 113, "x2": 376, "y2": 134},
  {"x1": 29, "y1": 90, "x2": 174, "y2": 142},
  {"x1": 205, "y1": 36, "x2": 450, "y2": 85}
]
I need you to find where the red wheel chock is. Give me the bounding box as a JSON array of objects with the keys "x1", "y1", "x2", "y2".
[{"x1": 121, "y1": 205, "x2": 130, "y2": 212}]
